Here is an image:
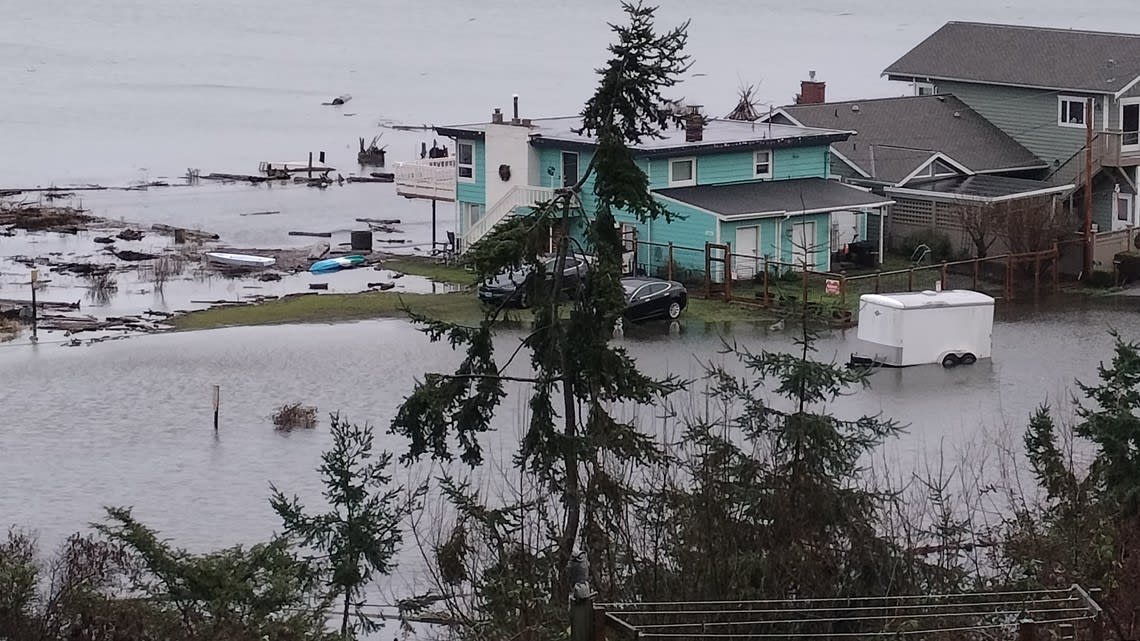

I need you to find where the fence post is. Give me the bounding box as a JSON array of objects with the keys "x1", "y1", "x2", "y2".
[
  {"x1": 725, "y1": 242, "x2": 733, "y2": 301},
  {"x1": 1006, "y1": 253, "x2": 1014, "y2": 301},
  {"x1": 1051, "y1": 243, "x2": 1060, "y2": 293},
  {"x1": 571, "y1": 594, "x2": 596, "y2": 641},
  {"x1": 840, "y1": 275, "x2": 847, "y2": 310},
  {"x1": 973, "y1": 258, "x2": 979, "y2": 291},
  {"x1": 907, "y1": 267, "x2": 914, "y2": 292},
  {"x1": 940, "y1": 262, "x2": 948, "y2": 290},
  {"x1": 1034, "y1": 254, "x2": 1041, "y2": 302},
  {"x1": 875, "y1": 271, "x2": 881, "y2": 294},
  {"x1": 667, "y1": 242, "x2": 674, "y2": 281},
  {"x1": 1018, "y1": 618, "x2": 1037, "y2": 641},
  {"x1": 763, "y1": 257, "x2": 770, "y2": 306},
  {"x1": 703, "y1": 242, "x2": 711, "y2": 297}
]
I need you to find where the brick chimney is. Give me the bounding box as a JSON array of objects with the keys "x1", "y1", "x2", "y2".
[
  {"x1": 796, "y1": 70, "x2": 826, "y2": 105},
  {"x1": 491, "y1": 108, "x2": 503, "y2": 124},
  {"x1": 685, "y1": 106, "x2": 704, "y2": 142}
]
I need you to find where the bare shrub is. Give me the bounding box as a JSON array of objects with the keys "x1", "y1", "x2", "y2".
[{"x1": 272, "y1": 403, "x2": 317, "y2": 431}]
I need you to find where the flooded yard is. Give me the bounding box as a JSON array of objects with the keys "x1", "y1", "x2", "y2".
[{"x1": 2, "y1": 300, "x2": 1137, "y2": 557}]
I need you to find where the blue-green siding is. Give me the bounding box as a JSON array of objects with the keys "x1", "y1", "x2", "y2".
[
  {"x1": 643, "y1": 146, "x2": 830, "y2": 189},
  {"x1": 456, "y1": 138, "x2": 486, "y2": 205},
  {"x1": 455, "y1": 138, "x2": 486, "y2": 235},
  {"x1": 532, "y1": 143, "x2": 838, "y2": 269}
]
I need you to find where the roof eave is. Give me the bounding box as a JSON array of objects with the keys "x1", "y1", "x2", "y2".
[
  {"x1": 884, "y1": 183, "x2": 1074, "y2": 204},
  {"x1": 883, "y1": 72, "x2": 1118, "y2": 96},
  {"x1": 1113, "y1": 74, "x2": 1140, "y2": 99},
  {"x1": 529, "y1": 132, "x2": 854, "y2": 156},
  {"x1": 435, "y1": 126, "x2": 487, "y2": 140}
]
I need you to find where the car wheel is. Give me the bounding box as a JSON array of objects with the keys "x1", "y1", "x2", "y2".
[
  {"x1": 941, "y1": 354, "x2": 960, "y2": 368},
  {"x1": 960, "y1": 353, "x2": 977, "y2": 365},
  {"x1": 667, "y1": 301, "x2": 682, "y2": 319}
]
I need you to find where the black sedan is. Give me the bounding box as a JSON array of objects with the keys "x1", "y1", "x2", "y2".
[
  {"x1": 621, "y1": 277, "x2": 687, "y2": 321},
  {"x1": 477, "y1": 254, "x2": 591, "y2": 308}
]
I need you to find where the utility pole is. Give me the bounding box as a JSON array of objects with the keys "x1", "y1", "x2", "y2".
[{"x1": 1084, "y1": 97, "x2": 1095, "y2": 277}]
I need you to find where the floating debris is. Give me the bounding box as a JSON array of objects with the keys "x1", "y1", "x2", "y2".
[{"x1": 116, "y1": 229, "x2": 145, "y2": 241}]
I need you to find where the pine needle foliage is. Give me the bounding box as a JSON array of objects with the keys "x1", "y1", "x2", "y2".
[{"x1": 389, "y1": 1, "x2": 692, "y2": 600}]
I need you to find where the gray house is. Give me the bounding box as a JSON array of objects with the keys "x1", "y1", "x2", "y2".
[
  {"x1": 883, "y1": 22, "x2": 1140, "y2": 233},
  {"x1": 764, "y1": 94, "x2": 1071, "y2": 253}
]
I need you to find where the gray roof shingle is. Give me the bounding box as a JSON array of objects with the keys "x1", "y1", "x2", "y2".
[
  {"x1": 655, "y1": 178, "x2": 892, "y2": 217},
  {"x1": 883, "y1": 22, "x2": 1140, "y2": 95},
  {"x1": 779, "y1": 95, "x2": 1044, "y2": 183}
]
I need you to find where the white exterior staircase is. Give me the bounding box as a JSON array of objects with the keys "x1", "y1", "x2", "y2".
[{"x1": 462, "y1": 185, "x2": 556, "y2": 252}]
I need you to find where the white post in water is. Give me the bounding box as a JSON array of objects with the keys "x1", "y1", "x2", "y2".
[{"x1": 212, "y1": 385, "x2": 220, "y2": 432}]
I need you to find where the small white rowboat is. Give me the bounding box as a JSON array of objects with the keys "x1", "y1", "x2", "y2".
[{"x1": 204, "y1": 252, "x2": 276, "y2": 268}]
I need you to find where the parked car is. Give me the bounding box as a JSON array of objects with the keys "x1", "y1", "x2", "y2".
[
  {"x1": 621, "y1": 277, "x2": 687, "y2": 321},
  {"x1": 477, "y1": 254, "x2": 591, "y2": 308}
]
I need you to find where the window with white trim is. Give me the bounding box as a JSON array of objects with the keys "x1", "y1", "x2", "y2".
[
  {"x1": 915, "y1": 82, "x2": 935, "y2": 96},
  {"x1": 754, "y1": 150, "x2": 773, "y2": 179},
  {"x1": 1058, "y1": 97, "x2": 1088, "y2": 128},
  {"x1": 457, "y1": 141, "x2": 475, "y2": 182},
  {"x1": 668, "y1": 158, "x2": 696, "y2": 187}
]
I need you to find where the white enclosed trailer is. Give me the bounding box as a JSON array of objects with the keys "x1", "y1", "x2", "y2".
[{"x1": 851, "y1": 290, "x2": 995, "y2": 368}]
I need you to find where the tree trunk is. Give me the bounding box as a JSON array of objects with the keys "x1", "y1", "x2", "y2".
[
  {"x1": 551, "y1": 195, "x2": 581, "y2": 600},
  {"x1": 341, "y1": 591, "x2": 351, "y2": 638}
]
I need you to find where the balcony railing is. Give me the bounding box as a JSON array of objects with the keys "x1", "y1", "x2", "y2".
[
  {"x1": 394, "y1": 157, "x2": 456, "y2": 201},
  {"x1": 1095, "y1": 129, "x2": 1140, "y2": 167}
]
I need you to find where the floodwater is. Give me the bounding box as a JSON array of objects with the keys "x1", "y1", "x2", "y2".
[
  {"x1": 6, "y1": 0, "x2": 1140, "y2": 613},
  {"x1": 3, "y1": 300, "x2": 1140, "y2": 552}
]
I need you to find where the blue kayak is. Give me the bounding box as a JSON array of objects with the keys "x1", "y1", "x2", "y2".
[{"x1": 310, "y1": 255, "x2": 366, "y2": 274}]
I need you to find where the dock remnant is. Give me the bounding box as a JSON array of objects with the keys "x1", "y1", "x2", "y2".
[
  {"x1": 288, "y1": 231, "x2": 333, "y2": 238},
  {"x1": 347, "y1": 175, "x2": 393, "y2": 183},
  {"x1": 358, "y1": 135, "x2": 387, "y2": 166}
]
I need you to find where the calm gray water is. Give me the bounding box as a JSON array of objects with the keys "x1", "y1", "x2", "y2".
[
  {"x1": 3, "y1": 302, "x2": 1139, "y2": 552},
  {"x1": 5, "y1": 0, "x2": 1140, "y2": 606}
]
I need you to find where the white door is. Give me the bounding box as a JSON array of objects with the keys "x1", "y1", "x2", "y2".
[
  {"x1": 790, "y1": 221, "x2": 816, "y2": 271},
  {"x1": 1122, "y1": 99, "x2": 1140, "y2": 152},
  {"x1": 619, "y1": 223, "x2": 637, "y2": 275},
  {"x1": 734, "y1": 226, "x2": 759, "y2": 278},
  {"x1": 831, "y1": 210, "x2": 859, "y2": 248},
  {"x1": 1114, "y1": 191, "x2": 1136, "y2": 230}
]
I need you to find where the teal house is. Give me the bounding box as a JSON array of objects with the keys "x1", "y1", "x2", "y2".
[{"x1": 397, "y1": 101, "x2": 893, "y2": 275}]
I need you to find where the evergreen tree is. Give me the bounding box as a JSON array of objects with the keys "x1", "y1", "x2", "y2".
[
  {"x1": 390, "y1": 1, "x2": 690, "y2": 598},
  {"x1": 271, "y1": 414, "x2": 414, "y2": 639}
]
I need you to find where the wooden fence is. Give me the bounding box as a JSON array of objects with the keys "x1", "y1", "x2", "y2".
[{"x1": 625, "y1": 238, "x2": 1062, "y2": 318}]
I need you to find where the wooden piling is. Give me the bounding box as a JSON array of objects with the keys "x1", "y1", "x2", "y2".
[
  {"x1": 212, "y1": 385, "x2": 220, "y2": 432},
  {"x1": 940, "y1": 262, "x2": 947, "y2": 290},
  {"x1": 1006, "y1": 253, "x2": 1014, "y2": 300},
  {"x1": 973, "y1": 259, "x2": 980, "y2": 291},
  {"x1": 667, "y1": 243, "x2": 674, "y2": 281},
  {"x1": 907, "y1": 268, "x2": 914, "y2": 291},
  {"x1": 30, "y1": 269, "x2": 38, "y2": 340},
  {"x1": 1018, "y1": 619, "x2": 1037, "y2": 641},
  {"x1": 875, "y1": 271, "x2": 881, "y2": 294}
]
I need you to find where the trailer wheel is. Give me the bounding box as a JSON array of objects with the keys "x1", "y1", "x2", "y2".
[
  {"x1": 941, "y1": 354, "x2": 960, "y2": 368},
  {"x1": 960, "y1": 353, "x2": 977, "y2": 365}
]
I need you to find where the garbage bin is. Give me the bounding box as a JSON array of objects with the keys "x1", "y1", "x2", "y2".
[{"x1": 350, "y1": 230, "x2": 373, "y2": 252}]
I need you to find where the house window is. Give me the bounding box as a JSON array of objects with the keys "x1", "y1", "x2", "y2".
[
  {"x1": 457, "y1": 141, "x2": 475, "y2": 182},
  {"x1": 669, "y1": 157, "x2": 696, "y2": 187},
  {"x1": 1059, "y1": 97, "x2": 1089, "y2": 128},
  {"x1": 460, "y1": 202, "x2": 484, "y2": 231},
  {"x1": 754, "y1": 150, "x2": 773, "y2": 179},
  {"x1": 915, "y1": 82, "x2": 935, "y2": 96}
]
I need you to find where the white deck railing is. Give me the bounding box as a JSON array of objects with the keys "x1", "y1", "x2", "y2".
[
  {"x1": 463, "y1": 185, "x2": 556, "y2": 251},
  {"x1": 394, "y1": 157, "x2": 456, "y2": 201}
]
